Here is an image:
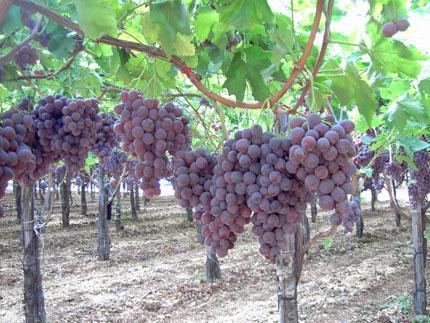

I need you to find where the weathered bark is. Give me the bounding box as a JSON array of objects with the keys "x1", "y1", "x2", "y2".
[
  {"x1": 134, "y1": 184, "x2": 140, "y2": 212},
  {"x1": 130, "y1": 185, "x2": 137, "y2": 219},
  {"x1": 310, "y1": 195, "x2": 317, "y2": 223},
  {"x1": 196, "y1": 220, "x2": 204, "y2": 244},
  {"x1": 411, "y1": 201, "x2": 427, "y2": 315},
  {"x1": 97, "y1": 165, "x2": 110, "y2": 260},
  {"x1": 80, "y1": 181, "x2": 87, "y2": 216},
  {"x1": 90, "y1": 180, "x2": 95, "y2": 200},
  {"x1": 303, "y1": 214, "x2": 310, "y2": 245},
  {"x1": 392, "y1": 180, "x2": 401, "y2": 227},
  {"x1": 370, "y1": 188, "x2": 377, "y2": 213},
  {"x1": 206, "y1": 249, "x2": 221, "y2": 283},
  {"x1": 422, "y1": 207, "x2": 427, "y2": 266},
  {"x1": 60, "y1": 173, "x2": 71, "y2": 227},
  {"x1": 13, "y1": 181, "x2": 22, "y2": 223},
  {"x1": 277, "y1": 231, "x2": 301, "y2": 323},
  {"x1": 115, "y1": 191, "x2": 123, "y2": 232},
  {"x1": 355, "y1": 193, "x2": 364, "y2": 237},
  {"x1": 21, "y1": 184, "x2": 46, "y2": 322},
  {"x1": 186, "y1": 208, "x2": 193, "y2": 223}
]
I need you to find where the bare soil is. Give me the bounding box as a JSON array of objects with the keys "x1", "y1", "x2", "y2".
[{"x1": 0, "y1": 190, "x2": 428, "y2": 322}]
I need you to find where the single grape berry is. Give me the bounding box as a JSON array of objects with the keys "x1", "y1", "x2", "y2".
[
  {"x1": 395, "y1": 19, "x2": 410, "y2": 32},
  {"x1": 382, "y1": 22, "x2": 398, "y2": 37}
]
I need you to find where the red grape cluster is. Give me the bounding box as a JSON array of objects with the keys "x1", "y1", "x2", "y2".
[
  {"x1": 172, "y1": 148, "x2": 216, "y2": 208},
  {"x1": 288, "y1": 115, "x2": 357, "y2": 230},
  {"x1": 113, "y1": 90, "x2": 190, "y2": 198},
  {"x1": 56, "y1": 98, "x2": 101, "y2": 173},
  {"x1": 195, "y1": 114, "x2": 358, "y2": 260},
  {"x1": 15, "y1": 44, "x2": 39, "y2": 69},
  {"x1": 102, "y1": 150, "x2": 127, "y2": 176},
  {"x1": 92, "y1": 112, "x2": 118, "y2": 162},
  {"x1": 408, "y1": 148, "x2": 430, "y2": 208}
]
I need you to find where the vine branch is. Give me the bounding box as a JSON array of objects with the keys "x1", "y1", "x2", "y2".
[
  {"x1": 0, "y1": 18, "x2": 41, "y2": 64},
  {"x1": 13, "y1": 0, "x2": 326, "y2": 110},
  {"x1": 302, "y1": 225, "x2": 338, "y2": 254},
  {"x1": 293, "y1": 0, "x2": 333, "y2": 112}
]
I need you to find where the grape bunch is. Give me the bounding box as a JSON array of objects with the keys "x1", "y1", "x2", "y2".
[
  {"x1": 385, "y1": 160, "x2": 408, "y2": 184},
  {"x1": 197, "y1": 125, "x2": 306, "y2": 259},
  {"x1": 0, "y1": 106, "x2": 37, "y2": 185},
  {"x1": 102, "y1": 150, "x2": 127, "y2": 176},
  {"x1": 15, "y1": 44, "x2": 39, "y2": 69},
  {"x1": 172, "y1": 148, "x2": 216, "y2": 208},
  {"x1": 113, "y1": 90, "x2": 190, "y2": 198},
  {"x1": 408, "y1": 148, "x2": 430, "y2": 208},
  {"x1": 91, "y1": 112, "x2": 118, "y2": 162},
  {"x1": 195, "y1": 114, "x2": 358, "y2": 260},
  {"x1": 56, "y1": 98, "x2": 101, "y2": 173}
]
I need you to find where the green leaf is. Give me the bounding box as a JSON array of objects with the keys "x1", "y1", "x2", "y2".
[
  {"x1": 73, "y1": 0, "x2": 117, "y2": 40},
  {"x1": 397, "y1": 136, "x2": 430, "y2": 153},
  {"x1": 323, "y1": 237, "x2": 333, "y2": 249},
  {"x1": 173, "y1": 33, "x2": 195, "y2": 57},
  {"x1": 195, "y1": 8, "x2": 218, "y2": 41},
  {"x1": 418, "y1": 78, "x2": 430, "y2": 96},
  {"x1": 371, "y1": 40, "x2": 426, "y2": 78},
  {"x1": 223, "y1": 46, "x2": 271, "y2": 101},
  {"x1": 385, "y1": 97, "x2": 427, "y2": 130},
  {"x1": 1, "y1": 5, "x2": 22, "y2": 33},
  {"x1": 47, "y1": 25, "x2": 76, "y2": 60},
  {"x1": 268, "y1": 15, "x2": 294, "y2": 66},
  {"x1": 218, "y1": 0, "x2": 274, "y2": 31},
  {"x1": 331, "y1": 75, "x2": 354, "y2": 106},
  {"x1": 144, "y1": 0, "x2": 191, "y2": 56}
]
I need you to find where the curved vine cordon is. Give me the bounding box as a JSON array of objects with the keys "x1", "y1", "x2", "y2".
[{"x1": 13, "y1": 0, "x2": 327, "y2": 110}]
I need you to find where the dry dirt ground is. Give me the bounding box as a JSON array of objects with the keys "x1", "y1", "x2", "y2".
[{"x1": 0, "y1": 190, "x2": 429, "y2": 323}]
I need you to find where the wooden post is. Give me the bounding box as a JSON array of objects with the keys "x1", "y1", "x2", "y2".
[
  {"x1": 80, "y1": 180, "x2": 87, "y2": 216},
  {"x1": 60, "y1": 173, "x2": 71, "y2": 227},
  {"x1": 97, "y1": 165, "x2": 110, "y2": 260},
  {"x1": 13, "y1": 181, "x2": 22, "y2": 223},
  {"x1": 310, "y1": 196, "x2": 317, "y2": 223},
  {"x1": 130, "y1": 185, "x2": 137, "y2": 219},
  {"x1": 370, "y1": 188, "x2": 377, "y2": 213},
  {"x1": 186, "y1": 208, "x2": 193, "y2": 222},
  {"x1": 206, "y1": 248, "x2": 221, "y2": 283},
  {"x1": 392, "y1": 180, "x2": 401, "y2": 227},
  {"x1": 115, "y1": 190, "x2": 123, "y2": 232},
  {"x1": 277, "y1": 231, "x2": 300, "y2": 323},
  {"x1": 21, "y1": 184, "x2": 46, "y2": 322},
  {"x1": 134, "y1": 184, "x2": 140, "y2": 212}
]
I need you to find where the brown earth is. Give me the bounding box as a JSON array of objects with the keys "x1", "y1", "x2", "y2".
[{"x1": 0, "y1": 191, "x2": 428, "y2": 323}]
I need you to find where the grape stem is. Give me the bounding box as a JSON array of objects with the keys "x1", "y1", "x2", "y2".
[
  {"x1": 302, "y1": 225, "x2": 338, "y2": 254},
  {"x1": 12, "y1": 0, "x2": 326, "y2": 110},
  {"x1": 383, "y1": 173, "x2": 411, "y2": 221},
  {"x1": 11, "y1": 48, "x2": 82, "y2": 81},
  {"x1": 108, "y1": 164, "x2": 128, "y2": 204},
  {"x1": 0, "y1": 18, "x2": 42, "y2": 64},
  {"x1": 292, "y1": 0, "x2": 333, "y2": 112}
]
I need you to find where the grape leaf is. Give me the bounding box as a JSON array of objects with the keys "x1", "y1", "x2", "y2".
[
  {"x1": 195, "y1": 8, "x2": 218, "y2": 41},
  {"x1": 385, "y1": 98, "x2": 427, "y2": 130},
  {"x1": 1, "y1": 5, "x2": 22, "y2": 33},
  {"x1": 173, "y1": 33, "x2": 195, "y2": 57},
  {"x1": 223, "y1": 46, "x2": 271, "y2": 101},
  {"x1": 47, "y1": 25, "x2": 76, "y2": 60},
  {"x1": 73, "y1": 0, "x2": 117, "y2": 40},
  {"x1": 144, "y1": 0, "x2": 191, "y2": 56},
  {"x1": 218, "y1": 0, "x2": 274, "y2": 31}
]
